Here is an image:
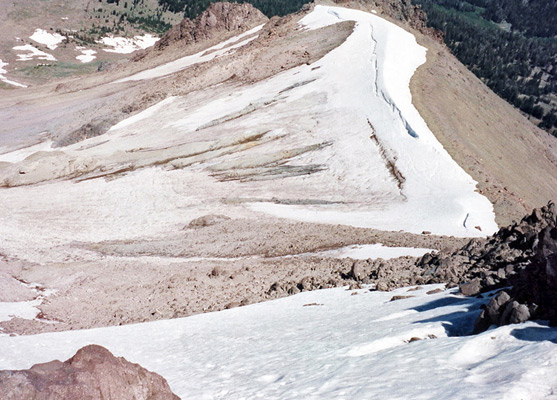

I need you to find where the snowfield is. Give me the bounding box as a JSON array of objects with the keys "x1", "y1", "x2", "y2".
[
  {"x1": 1, "y1": 285, "x2": 556, "y2": 399},
  {"x1": 0, "y1": 5, "x2": 553, "y2": 398},
  {"x1": 76, "y1": 47, "x2": 97, "y2": 63},
  {"x1": 299, "y1": 243, "x2": 434, "y2": 259}
]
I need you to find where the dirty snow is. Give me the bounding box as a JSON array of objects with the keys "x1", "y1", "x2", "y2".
[
  {"x1": 0, "y1": 59, "x2": 27, "y2": 88},
  {"x1": 98, "y1": 33, "x2": 159, "y2": 54},
  {"x1": 13, "y1": 44, "x2": 56, "y2": 61},
  {"x1": 29, "y1": 29, "x2": 65, "y2": 50},
  {"x1": 1, "y1": 285, "x2": 556, "y2": 399},
  {"x1": 115, "y1": 24, "x2": 263, "y2": 82}
]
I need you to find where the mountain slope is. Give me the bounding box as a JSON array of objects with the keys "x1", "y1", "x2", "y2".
[
  {"x1": 0, "y1": 0, "x2": 554, "y2": 335},
  {"x1": 411, "y1": 31, "x2": 557, "y2": 226}
]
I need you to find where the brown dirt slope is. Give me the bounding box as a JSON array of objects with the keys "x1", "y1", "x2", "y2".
[{"x1": 410, "y1": 33, "x2": 557, "y2": 227}]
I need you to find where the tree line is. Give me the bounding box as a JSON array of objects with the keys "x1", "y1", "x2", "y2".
[{"x1": 413, "y1": 0, "x2": 557, "y2": 135}]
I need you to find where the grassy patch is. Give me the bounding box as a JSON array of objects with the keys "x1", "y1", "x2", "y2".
[{"x1": 18, "y1": 61, "x2": 102, "y2": 82}]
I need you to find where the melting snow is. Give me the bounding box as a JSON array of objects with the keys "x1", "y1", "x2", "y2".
[
  {"x1": 115, "y1": 24, "x2": 264, "y2": 82},
  {"x1": 1, "y1": 285, "x2": 556, "y2": 399},
  {"x1": 29, "y1": 29, "x2": 66, "y2": 50},
  {"x1": 13, "y1": 44, "x2": 56, "y2": 61},
  {"x1": 98, "y1": 33, "x2": 159, "y2": 54},
  {"x1": 0, "y1": 59, "x2": 27, "y2": 88}
]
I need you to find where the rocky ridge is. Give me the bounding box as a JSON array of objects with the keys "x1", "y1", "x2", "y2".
[
  {"x1": 154, "y1": 2, "x2": 268, "y2": 50},
  {"x1": 0, "y1": 345, "x2": 179, "y2": 400}
]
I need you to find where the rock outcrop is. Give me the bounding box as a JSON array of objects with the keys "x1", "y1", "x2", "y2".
[
  {"x1": 418, "y1": 202, "x2": 557, "y2": 332},
  {"x1": 155, "y1": 2, "x2": 268, "y2": 50},
  {"x1": 0, "y1": 345, "x2": 179, "y2": 400},
  {"x1": 419, "y1": 202, "x2": 556, "y2": 291}
]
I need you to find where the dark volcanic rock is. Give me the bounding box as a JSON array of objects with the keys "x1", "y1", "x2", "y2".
[
  {"x1": 419, "y1": 202, "x2": 557, "y2": 294},
  {"x1": 418, "y1": 202, "x2": 557, "y2": 333},
  {"x1": 0, "y1": 345, "x2": 180, "y2": 400}
]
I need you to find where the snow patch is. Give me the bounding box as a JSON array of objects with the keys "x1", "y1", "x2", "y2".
[
  {"x1": 13, "y1": 44, "x2": 56, "y2": 61},
  {"x1": 98, "y1": 34, "x2": 159, "y2": 54},
  {"x1": 75, "y1": 47, "x2": 97, "y2": 63},
  {"x1": 0, "y1": 140, "x2": 54, "y2": 163},
  {"x1": 0, "y1": 281, "x2": 56, "y2": 324},
  {"x1": 300, "y1": 243, "x2": 434, "y2": 259},
  {"x1": 30, "y1": 29, "x2": 66, "y2": 50},
  {"x1": 115, "y1": 24, "x2": 263, "y2": 82},
  {"x1": 0, "y1": 300, "x2": 41, "y2": 323},
  {"x1": 0, "y1": 59, "x2": 27, "y2": 88}
]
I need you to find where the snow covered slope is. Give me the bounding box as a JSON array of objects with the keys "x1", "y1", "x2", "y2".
[
  {"x1": 0, "y1": 5, "x2": 497, "y2": 262},
  {"x1": 1, "y1": 285, "x2": 556, "y2": 399}
]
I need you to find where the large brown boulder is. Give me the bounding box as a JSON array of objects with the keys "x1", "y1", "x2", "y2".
[
  {"x1": 156, "y1": 2, "x2": 268, "y2": 50},
  {"x1": 0, "y1": 345, "x2": 180, "y2": 400}
]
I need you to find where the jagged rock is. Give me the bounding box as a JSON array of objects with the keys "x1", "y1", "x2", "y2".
[
  {"x1": 421, "y1": 202, "x2": 557, "y2": 295},
  {"x1": 0, "y1": 345, "x2": 179, "y2": 400},
  {"x1": 390, "y1": 295, "x2": 414, "y2": 301},
  {"x1": 474, "y1": 291, "x2": 511, "y2": 333},
  {"x1": 156, "y1": 2, "x2": 267, "y2": 50},
  {"x1": 471, "y1": 204, "x2": 557, "y2": 331}
]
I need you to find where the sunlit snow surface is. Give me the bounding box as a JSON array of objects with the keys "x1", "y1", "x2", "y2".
[
  {"x1": 1, "y1": 285, "x2": 556, "y2": 399},
  {"x1": 29, "y1": 29, "x2": 65, "y2": 50},
  {"x1": 76, "y1": 47, "x2": 97, "y2": 63}
]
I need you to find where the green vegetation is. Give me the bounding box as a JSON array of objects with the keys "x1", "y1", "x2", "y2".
[
  {"x1": 17, "y1": 62, "x2": 101, "y2": 82},
  {"x1": 157, "y1": 0, "x2": 310, "y2": 19},
  {"x1": 413, "y1": 0, "x2": 557, "y2": 136}
]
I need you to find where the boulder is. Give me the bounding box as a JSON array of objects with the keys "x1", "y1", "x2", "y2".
[{"x1": 0, "y1": 345, "x2": 180, "y2": 400}]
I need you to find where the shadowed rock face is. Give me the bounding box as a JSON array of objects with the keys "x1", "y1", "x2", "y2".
[
  {"x1": 0, "y1": 345, "x2": 180, "y2": 400},
  {"x1": 417, "y1": 201, "x2": 557, "y2": 332},
  {"x1": 156, "y1": 2, "x2": 268, "y2": 50}
]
